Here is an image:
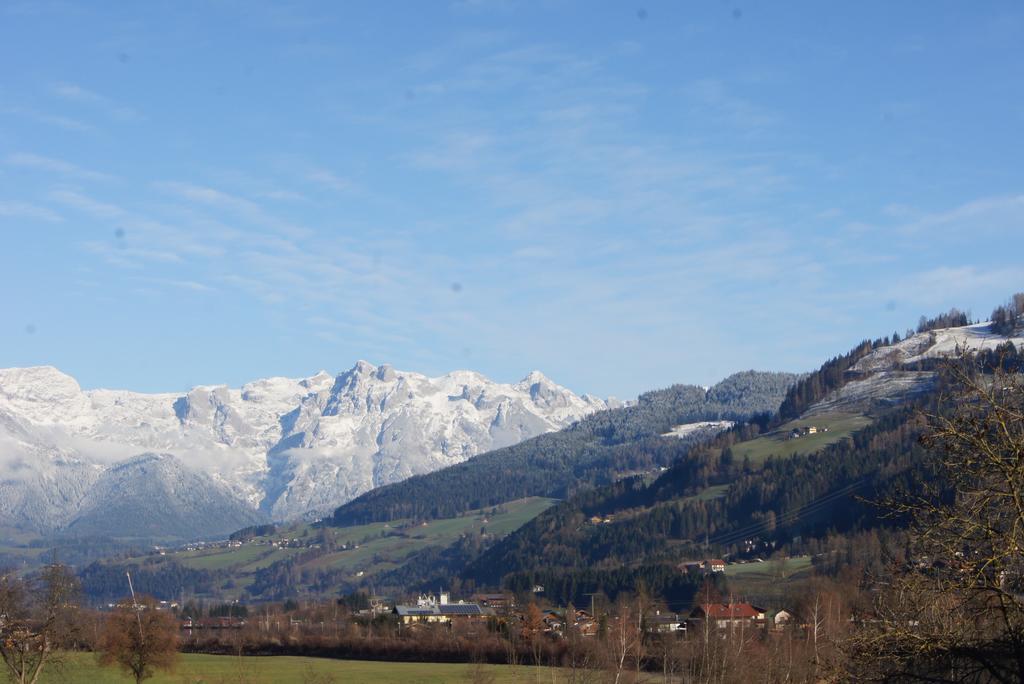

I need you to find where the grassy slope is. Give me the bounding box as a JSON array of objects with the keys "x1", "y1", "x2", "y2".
[
  {"x1": 728, "y1": 413, "x2": 873, "y2": 464},
  {"x1": 306, "y1": 497, "x2": 555, "y2": 576},
  {"x1": 721, "y1": 556, "x2": 814, "y2": 605},
  {"x1": 131, "y1": 497, "x2": 556, "y2": 598},
  {"x1": 685, "y1": 484, "x2": 730, "y2": 502},
  {"x1": 42, "y1": 652, "x2": 563, "y2": 684}
]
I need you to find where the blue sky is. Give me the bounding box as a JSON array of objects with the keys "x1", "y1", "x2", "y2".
[{"x1": 2, "y1": 1, "x2": 1023, "y2": 399}]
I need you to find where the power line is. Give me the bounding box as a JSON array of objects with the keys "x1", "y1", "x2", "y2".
[
  {"x1": 705, "y1": 479, "x2": 869, "y2": 549},
  {"x1": 709, "y1": 482, "x2": 865, "y2": 549}
]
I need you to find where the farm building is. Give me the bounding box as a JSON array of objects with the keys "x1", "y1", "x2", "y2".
[
  {"x1": 394, "y1": 593, "x2": 491, "y2": 626},
  {"x1": 690, "y1": 602, "x2": 767, "y2": 631}
]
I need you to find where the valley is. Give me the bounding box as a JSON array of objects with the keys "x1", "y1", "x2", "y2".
[
  {"x1": 78, "y1": 497, "x2": 557, "y2": 602},
  {"x1": 4, "y1": 305, "x2": 1023, "y2": 683}
]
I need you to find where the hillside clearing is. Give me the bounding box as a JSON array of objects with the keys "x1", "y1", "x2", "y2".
[
  {"x1": 729, "y1": 413, "x2": 872, "y2": 464},
  {"x1": 114, "y1": 497, "x2": 557, "y2": 599},
  {"x1": 723, "y1": 555, "x2": 814, "y2": 604}
]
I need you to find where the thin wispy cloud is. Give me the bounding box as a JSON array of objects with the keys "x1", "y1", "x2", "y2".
[
  {"x1": 511, "y1": 246, "x2": 554, "y2": 260},
  {"x1": 417, "y1": 43, "x2": 598, "y2": 96},
  {"x1": 52, "y1": 188, "x2": 230, "y2": 269},
  {"x1": 49, "y1": 189, "x2": 125, "y2": 218},
  {"x1": 409, "y1": 133, "x2": 493, "y2": 171},
  {"x1": 81, "y1": 240, "x2": 184, "y2": 268},
  {"x1": 138, "y1": 277, "x2": 215, "y2": 293},
  {"x1": 685, "y1": 78, "x2": 781, "y2": 131},
  {"x1": 307, "y1": 169, "x2": 357, "y2": 193},
  {"x1": 156, "y1": 181, "x2": 262, "y2": 214},
  {"x1": 6, "y1": 152, "x2": 114, "y2": 181},
  {"x1": 450, "y1": 0, "x2": 518, "y2": 13},
  {"x1": 903, "y1": 194, "x2": 1024, "y2": 237},
  {"x1": 837, "y1": 194, "x2": 1024, "y2": 252},
  {"x1": 51, "y1": 81, "x2": 139, "y2": 121},
  {"x1": 52, "y1": 82, "x2": 102, "y2": 103},
  {"x1": 886, "y1": 265, "x2": 1024, "y2": 310},
  {"x1": 0, "y1": 200, "x2": 63, "y2": 223},
  {"x1": 263, "y1": 189, "x2": 308, "y2": 202},
  {"x1": 154, "y1": 181, "x2": 310, "y2": 239},
  {"x1": 2, "y1": 106, "x2": 94, "y2": 132}
]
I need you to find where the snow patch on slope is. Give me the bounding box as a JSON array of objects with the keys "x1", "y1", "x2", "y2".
[
  {"x1": 851, "y1": 323, "x2": 1024, "y2": 375},
  {"x1": 662, "y1": 420, "x2": 735, "y2": 439},
  {"x1": 807, "y1": 322, "x2": 1024, "y2": 416}
]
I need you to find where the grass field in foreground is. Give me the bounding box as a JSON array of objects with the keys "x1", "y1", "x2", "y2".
[{"x1": 42, "y1": 652, "x2": 567, "y2": 684}]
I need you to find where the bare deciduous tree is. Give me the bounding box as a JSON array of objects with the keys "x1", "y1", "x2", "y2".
[
  {"x1": 844, "y1": 357, "x2": 1024, "y2": 682},
  {"x1": 524, "y1": 601, "x2": 546, "y2": 667},
  {"x1": 0, "y1": 563, "x2": 79, "y2": 684},
  {"x1": 607, "y1": 595, "x2": 641, "y2": 684}
]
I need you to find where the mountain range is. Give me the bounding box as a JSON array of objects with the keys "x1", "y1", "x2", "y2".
[
  {"x1": 0, "y1": 362, "x2": 612, "y2": 538},
  {"x1": 66, "y1": 310, "x2": 1024, "y2": 603}
]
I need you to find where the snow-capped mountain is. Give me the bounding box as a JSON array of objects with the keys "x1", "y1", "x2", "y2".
[{"x1": 0, "y1": 362, "x2": 611, "y2": 537}]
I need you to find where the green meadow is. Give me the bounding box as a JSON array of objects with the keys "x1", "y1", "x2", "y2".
[
  {"x1": 39, "y1": 652, "x2": 570, "y2": 683},
  {"x1": 722, "y1": 555, "x2": 814, "y2": 604},
  {"x1": 728, "y1": 413, "x2": 873, "y2": 465},
  {"x1": 121, "y1": 496, "x2": 557, "y2": 599}
]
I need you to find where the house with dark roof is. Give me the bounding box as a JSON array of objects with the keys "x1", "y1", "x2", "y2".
[
  {"x1": 393, "y1": 593, "x2": 491, "y2": 626},
  {"x1": 472, "y1": 593, "x2": 516, "y2": 614},
  {"x1": 645, "y1": 612, "x2": 686, "y2": 633}
]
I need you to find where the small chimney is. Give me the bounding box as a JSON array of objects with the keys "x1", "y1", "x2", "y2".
[{"x1": 440, "y1": 592, "x2": 450, "y2": 605}]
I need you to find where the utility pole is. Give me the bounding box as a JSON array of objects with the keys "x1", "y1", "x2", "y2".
[
  {"x1": 126, "y1": 571, "x2": 144, "y2": 639},
  {"x1": 705, "y1": 506, "x2": 710, "y2": 552},
  {"x1": 584, "y1": 592, "x2": 599, "y2": 617}
]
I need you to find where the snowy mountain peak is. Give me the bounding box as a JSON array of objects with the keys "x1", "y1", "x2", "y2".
[
  {"x1": 107, "y1": 451, "x2": 176, "y2": 473},
  {"x1": 376, "y1": 363, "x2": 397, "y2": 382},
  {"x1": 0, "y1": 362, "x2": 608, "y2": 535},
  {"x1": 0, "y1": 364, "x2": 79, "y2": 388},
  {"x1": 0, "y1": 365, "x2": 92, "y2": 425},
  {"x1": 348, "y1": 359, "x2": 376, "y2": 376},
  {"x1": 516, "y1": 370, "x2": 551, "y2": 389}
]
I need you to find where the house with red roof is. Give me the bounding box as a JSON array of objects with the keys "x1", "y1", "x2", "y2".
[{"x1": 689, "y1": 602, "x2": 766, "y2": 631}]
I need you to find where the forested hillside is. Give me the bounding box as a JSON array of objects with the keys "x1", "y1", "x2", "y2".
[
  {"x1": 456, "y1": 308, "x2": 1024, "y2": 605},
  {"x1": 330, "y1": 371, "x2": 799, "y2": 525},
  {"x1": 388, "y1": 320, "x2": 983, "y2": 604},
  {"x1": 463, "y1": 402, "x2": 930, "y2": 604}
]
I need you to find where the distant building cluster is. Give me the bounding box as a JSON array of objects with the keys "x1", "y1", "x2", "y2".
[
  {"x1": 789, "y1": 425, "x2": 828, "y2": 439},
  {"x1": 387, "y1": 589, "x2": 800, "y2": 639},
  {"x1": 677, "y1": 558, "x2": 727, "y2": 574}
]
